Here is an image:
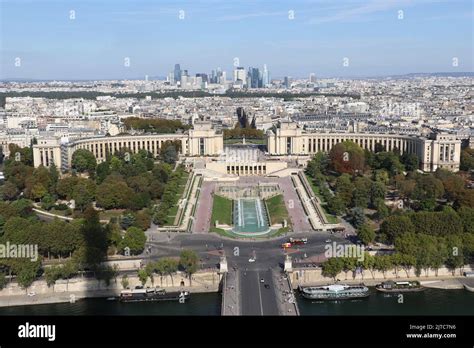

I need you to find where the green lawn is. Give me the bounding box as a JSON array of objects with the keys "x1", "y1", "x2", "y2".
[
  {"x1": 265, "y1": 194, "x2": 289, "y2": 225},
  {"x1": 304, "y1": 174, "x2": 339, "y2": 224},
  {"x1": 211, "y1": 195, "x2": 233, "y2": 226},
  {"x1": 164, "y1": 171, "x2": 190, "y2": 225},
  {"x1": 210, "y1": 226, "x2": 236, "y2": 238}
]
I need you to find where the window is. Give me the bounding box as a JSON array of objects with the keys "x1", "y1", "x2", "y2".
[{"x1": 199, "y1": 138, "x2": 205, "y2": 155}]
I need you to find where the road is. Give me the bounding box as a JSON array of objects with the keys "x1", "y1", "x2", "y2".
[
  {"x1": 142, "y1": 230, "x2": 351, "y2": 272},
  {"x1": 240, "y1": 269, "x2": 279, "y2": 315}
]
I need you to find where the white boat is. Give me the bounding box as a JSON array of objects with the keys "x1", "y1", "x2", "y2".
[{"x1": 300, "y1": 284, "x2": 370, "y2": 300}]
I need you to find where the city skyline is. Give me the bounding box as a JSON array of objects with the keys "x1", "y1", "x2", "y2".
[{"x1": 1, "y1": 0, "x2": 473, "y2": 80}]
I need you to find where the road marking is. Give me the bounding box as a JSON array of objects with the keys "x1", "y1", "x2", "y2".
[{"x1": 257, "y1": 271, "x2": 264, "y2": 316}]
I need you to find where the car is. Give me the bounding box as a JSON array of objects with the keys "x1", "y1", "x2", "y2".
[
  {"x1": 260, "y1": 278, "x2": 265, "y2": 283},
  {"x1": 27, "y1": 292, "x2": 36, "y2": 297},
  {"x1": 248, "y1": 258, "x2": 256, "y2": 263},
  {"x1": 325, "y1": 239, "x2": 331, "y2": 243},
  {"x1": 264, "y1": 284, "x2": 270, "y2": 289},
  {"x1": 289, "y1": 238, "x2": 308, "y2": 245},
  {"x1": 281, "y1": 242, "x2": 292, "y2": 249}
]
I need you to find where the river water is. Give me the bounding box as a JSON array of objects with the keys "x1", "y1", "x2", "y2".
[
  {"x1": 0, "y1": 289, "x2": 472, "y2": 316},
  {"x1": 297, "y1": 288, "x2": 474, "y2": 316}
]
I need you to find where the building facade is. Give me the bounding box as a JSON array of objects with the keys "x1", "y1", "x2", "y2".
[
  {"x1": 32, "y1": 120, "x2": 461, "y2": 173},
  {"x1": 33, "y1": 122, "x2": 223, "y2": 171},
  {"x1": 267, "y1": 122, "x2": 461, "y2": 172}
]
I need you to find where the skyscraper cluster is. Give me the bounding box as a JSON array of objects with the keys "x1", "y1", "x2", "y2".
[
  {"x1": 168, "y1": 63, "x2": 312, "y2": 90},
  {"x1": 169, "y1": 64, "x2": 226, "y2": 89},
  {"x1": 233, "y1": 64, "x2": 270, "y2": 89}
]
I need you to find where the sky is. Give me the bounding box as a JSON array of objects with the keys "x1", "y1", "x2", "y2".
[{"x1": 0, "y1": 0, "x2": 473, "y2": 80}]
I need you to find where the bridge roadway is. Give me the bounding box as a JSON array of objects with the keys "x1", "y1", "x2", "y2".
[
  {"x1": 142, "y1": 230, "x2": 350, "y2": 315},
  {"x1": 222, "y1": 266, "x2": 298, "y2": 316}
]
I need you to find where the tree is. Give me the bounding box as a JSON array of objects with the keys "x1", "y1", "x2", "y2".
[
  {"x1": 357, "y1": 224, "x2": 375, "y2": 245},
  {"x1": 0, "y1": 272, "x2": 7, "y2": 290},
  {"x1": 120, "y1": 227, "x2": 146, "y2": 255},
  {"x1": 161, "y1": 144, "x2": 178, "y2": 165},
  {"x1": 145, "y1": 262, "x2": 155, "y2": 286},
  {"x1": 96, "y1": 161, "x2": 111, "y2": 184},
  {"x1": 56, "y1": 176, "x2": 79, "y2": 199},
  {"x1": 342, "y1": 257, "x2": 357, "y2": 279},
  {"x1": 412, "y1": 175, "x2": 445, "y2": 203},
  {"x1": 0, "y1": 215, "x2": 5, "y2": 237},
  {"x1": 327, "y1": 195, "x2": 345, "y2": 215},
  {"x1": 460, "y1": 148, "x2": 474, "y2": 171},
  {"x1": 134, "y1": 210, "x2": 151, "y2": 231},
  {"x1": 306, "y1": 152, "x2": 329, "y2": 177},
  {"x1": 138, "y1": 269, "x2": 148, "y2": 286},
  {"x1": 401, "y1": 153, "x2": 419, "y2": 171},
  {"x1": 1, "y1": 181, "x2": 19, "y2": 200},
  {"x1": 163, "y1": 258, "x2": 179, "y2": 286},
  {"x1": 14, "y1": 259, "x2": 41, "y2": 291},
  {"x1": 375, "y1": 199, "x2": 389, "y2": 220},
  {"x1": 380, "y1": 215, "x2": 415, "y2": 244},
  {"x1": 373, "y1": 169, "x2": 390, "y2": 185},
  {"x1": 96, "y1": 176, "x2": 134, "y2": 209},
  {"x1": 349, "y1": 207, "x2": 366, "y2": 229},
  {"x1": 440, "y1": 174, "x2": 465, "y2": 202},
  {"x1": 71, "y1": 179, "x2": 96, "y2": 211},
  {"x1": 121, "y1": 275, "x2": 129, "y2": 289},
  {"x1": 71, "y1": 149, "x2": 97, "y2": 174},
  {"x1": 179, "y1": 250, "x2": 199, "y2": 285},
  {"x1": 335, "y1": 174, "x2": 353, "y2": 207},
  {"x1": 321, "y1": 257, "x2": 344, "y2": 281},
  {"x1": 329, "y1": 142, "x2": 365, "y2": 175},
  {"x1": 458, "y1": 207, "x2": 474, "y2": 233},
  {"x1": 373, "y1": 152, "x2": 404, "y2": 176},
  {"x1": 398, "y1": 253, "x2": 416, "y2": 278},
  {"x1": 352, "y1": 177, "x2": 371, "y2": 208},
  {"x1": 374, "y1": 255, "x2": 392, "y2": 279},
  {"x1": 370, "y1": 181, "x2": 386, "y2": 207},
  {"x1": 3, "y1": 217, "x2": 36, "y2": 245},
  {"x1": 49, "y1": 163, "x2": 59, "y2": 185}
]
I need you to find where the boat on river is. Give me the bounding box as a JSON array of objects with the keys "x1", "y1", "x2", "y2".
[
  {"x1": 375, "y1": 280, "x2": 425, "y2": 293},
  {"x1": 119, "y1": 287, "x2": 190, "y2": 303},
  {"x1": 299, "y1": 284, "x2": 370, "y2": 300}
]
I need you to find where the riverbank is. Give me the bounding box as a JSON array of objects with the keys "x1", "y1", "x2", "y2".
[
  {"x1": 0, "y1": 285, "x2": 218, "y2": 308},
  {"x1": 292, "y1": 277, "x2": 467, "y2": 289},
  {"x1": 0, "y1": 270, "x2": 221, "y2": 308},
  {"x1": 289, "y1": 264, "x2": 474, "y2": 289}
]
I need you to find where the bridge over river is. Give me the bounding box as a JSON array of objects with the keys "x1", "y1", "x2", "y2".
[{"x1": 221, "y1": 266, "x2": 299, "y2": 316}]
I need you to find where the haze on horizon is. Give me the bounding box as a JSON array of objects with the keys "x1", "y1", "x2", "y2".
[{"x1": 0, "y1": 0, "x2": 473, "y2": 80}]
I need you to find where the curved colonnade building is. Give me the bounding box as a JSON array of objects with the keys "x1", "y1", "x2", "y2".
[
  {"x1": 267, "y1": 122, "x2": 460, "y2": 172},
  {"x1": 33, "y1": 122, "x2": 223, "y2": 172},
  {"x1": 33, "y1": 121, "x2": 461, "y2": 173}
]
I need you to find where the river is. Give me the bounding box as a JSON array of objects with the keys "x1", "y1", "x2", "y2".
[
  {"x1": 297, "y1": 288, "x2": 474, "y2": 315},
  {"x1": 0, "y1": 289, "x2": 472, "y2": 315}
]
